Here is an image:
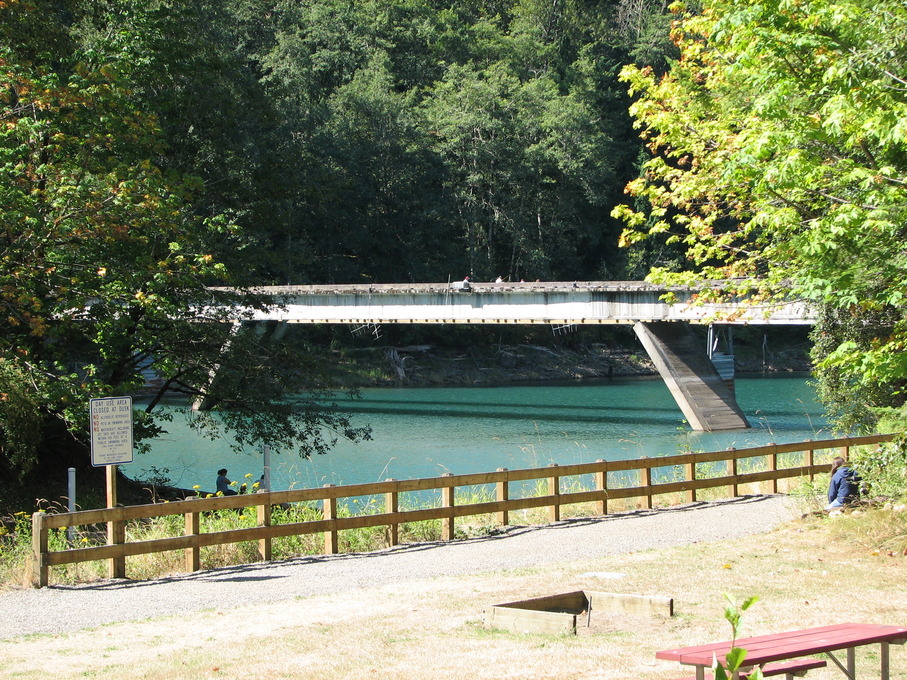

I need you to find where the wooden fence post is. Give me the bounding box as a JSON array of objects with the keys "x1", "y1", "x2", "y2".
[
  {"x1": 385, "y1": 479, "x2": 399, "y2": 547},
  {"x1": 106, "y1": 465, "x2": 126, "y2": 579},
  {"x1": 727, "y1": 449, "x2": 738, "y2": 497},
  {"x1": 640, "y1": 462, "x2": 652, "y2": 509},
  {"x1": 441, "y1": 473, "x2": 455, "y2": 541},
  {"x1": 257, "y1": 495, "x2": 271, "y2": 562},
  {"x1": 496, "y1": 469, "x2": 509, "y2": 527},
  {"x1": 32, "y1": 512, "x2": 48, "y2": 588},
  {"x1": 685, "y1": 461, "x2": 696, "y2": 503},
  {"x1": 323, "y1": 484, "x2": 338, "y2": 554},
  {"x1": 547, "y1": 463, "x2": 560, "y2": 522},
  {"x1": 595, "y1": 460, "x2": 608, "y2": 515},
  {"x1": 767, "y1": 449, "x2": 778, "y2": 494},
  {"x1": 184, "y1": 507, "x2": 200, "y2": 572}
]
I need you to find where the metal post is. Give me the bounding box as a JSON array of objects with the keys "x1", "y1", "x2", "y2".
[
  {"x1": 262, "y1": 444, "x2": 271, "y2": 491},
  {"x1": 67, "y1": 467, "x2": 76, "y2": 544}
]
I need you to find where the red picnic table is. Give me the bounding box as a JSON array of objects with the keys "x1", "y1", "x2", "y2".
[{"x1": 656, "y1": 622, "x2": 907, "y2": 680}]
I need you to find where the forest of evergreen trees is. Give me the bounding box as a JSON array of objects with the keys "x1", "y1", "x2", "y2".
[{"x1": 50, "y1": 0, "x2": 678, "y2": 286}]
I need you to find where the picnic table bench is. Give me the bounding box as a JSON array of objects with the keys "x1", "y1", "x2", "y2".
[
  {"x1": 672, "y1": 657, "x2": 827, "y2": 680},
  {"x1": 656, "y1": 622, "x2": 907, "y2": 680}
]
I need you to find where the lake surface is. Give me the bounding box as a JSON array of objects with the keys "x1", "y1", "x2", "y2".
[{"x1": 130, "y1": 373, "x2": 828, "y2": 492}]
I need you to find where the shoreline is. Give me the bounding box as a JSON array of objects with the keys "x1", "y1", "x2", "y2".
[{"x1": 321, "y1": 341, "x2": 813, "y2": 389}]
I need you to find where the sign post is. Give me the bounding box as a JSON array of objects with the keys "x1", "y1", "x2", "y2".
[{"x1": 89, "y1": 396, "x2": 133, "y2": 579}]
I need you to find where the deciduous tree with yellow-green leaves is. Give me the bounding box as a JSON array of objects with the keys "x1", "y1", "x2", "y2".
[
  {"x1": 613, "y1": 0, "x2": 907, "y2": 429},
  {"x1": 0, "y1": 0, "x2": 368, "y2": 485}
]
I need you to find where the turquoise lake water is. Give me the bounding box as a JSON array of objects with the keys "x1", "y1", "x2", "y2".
[{"x1": 130, "y1": 373, "x2": 828, "y2": 492}]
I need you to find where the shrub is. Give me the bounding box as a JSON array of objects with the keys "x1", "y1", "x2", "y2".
[{"x1": 851, "y1": 435, "x2": 907, "y2": 501}]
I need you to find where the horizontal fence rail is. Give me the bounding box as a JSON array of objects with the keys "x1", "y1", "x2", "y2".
[{"x1": 31, "y1": 434, "x2": 895, "y2": 587}]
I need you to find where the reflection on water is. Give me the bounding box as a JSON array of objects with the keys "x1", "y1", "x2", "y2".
[{"x1": 132, "y1": 373, "x2": 827, "y2": 492}]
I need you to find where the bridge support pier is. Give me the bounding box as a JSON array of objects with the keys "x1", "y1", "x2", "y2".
[{"x1": 634, "y1": 322, "x2": 750, "y2": 431}]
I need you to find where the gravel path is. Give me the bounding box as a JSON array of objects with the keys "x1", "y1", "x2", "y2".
[{"x1": 0, "y1": 494, "x2": 799, "y2": 641}]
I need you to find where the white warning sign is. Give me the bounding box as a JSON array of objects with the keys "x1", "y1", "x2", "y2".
[{"x1": 90, "y1": 396, "x2": 134, "y2": 467}]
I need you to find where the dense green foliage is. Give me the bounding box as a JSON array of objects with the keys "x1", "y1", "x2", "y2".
[
  {"x1": 613, "y1": 0, "x2": 907, "y2": 430},
  {"x1": 171, "y1": 0, "x2": 668, "y2": 284},
  {"x1": 43, "y1": 0, "x2": 677, "y2": 288},
  {"x1": 851, "y1": 434, "x2": 907, "y2": 500},
  {"x1": 1, "y1": 0, "x2": 676, "y2": 487}
]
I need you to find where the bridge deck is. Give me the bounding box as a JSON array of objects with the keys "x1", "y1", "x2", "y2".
[{"x1": 219, "y1": 281, "x2": 815, "y2": 326}]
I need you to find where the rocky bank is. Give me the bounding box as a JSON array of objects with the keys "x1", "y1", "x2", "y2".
[{"x1": 327, "y1": 340, "x2": 813, "y2": 388}]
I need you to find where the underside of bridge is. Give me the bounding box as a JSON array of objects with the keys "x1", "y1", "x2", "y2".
[{"x1": 633, "y1": 321, "x2": 750, "y2": 431}]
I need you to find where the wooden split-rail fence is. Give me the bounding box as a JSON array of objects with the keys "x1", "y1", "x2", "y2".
[{"x1": 31, "y1": 434, "x2": 894, "y2": 587}]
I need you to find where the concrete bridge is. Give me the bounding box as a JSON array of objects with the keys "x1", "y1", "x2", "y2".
[
  {"x1": 214, "y1": 281, "x2": 816, "y2": 432},
  {"x1": 224, "y1": 280, "x2": 814, "y2": 326}
]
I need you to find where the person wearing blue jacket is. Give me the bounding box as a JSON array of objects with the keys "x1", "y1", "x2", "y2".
[{"x1": 826, "y1": 457, "x2": 860, "y2": 510}]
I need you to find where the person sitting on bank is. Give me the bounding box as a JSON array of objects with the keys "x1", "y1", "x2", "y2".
[
  {"x1": 826, "y1": 456, "x2": 860, "y2": 511},
  {"x1": 216, "y1": 468, "x2": 238, "y2": 496}
]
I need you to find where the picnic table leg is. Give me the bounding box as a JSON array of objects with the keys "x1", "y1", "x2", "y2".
[
  {"x1": 826, "y1": 651, "x2": 856, "y2": 680},
  {"x1": 846, "y1": 647, "x2": 855, "y2": 679},
  {"x1": 881, "y1": 642, "x2": 890, "y2": 680}
]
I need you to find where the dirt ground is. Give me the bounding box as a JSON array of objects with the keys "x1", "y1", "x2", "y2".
[{"x1": 4, "y1": 511, "x2": 906, "y2": 680}]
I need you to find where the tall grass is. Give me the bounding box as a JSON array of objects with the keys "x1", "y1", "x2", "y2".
[
  {"x1": 0, "y1": 509, "x2": 112, "y2": 586},
  {"x1": 0, "y1": 511, "x2": 37, "y2": 587},
  {"x1": 825, "y1": 504, "x2": 907, "y2": 554}
]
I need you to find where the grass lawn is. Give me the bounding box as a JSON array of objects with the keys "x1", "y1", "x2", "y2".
[{"x1": 3, "y1": 505, "x2": 906, "y2": 679}]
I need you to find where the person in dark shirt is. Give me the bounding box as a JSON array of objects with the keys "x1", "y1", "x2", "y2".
[
  {"x1": 216, "y1": 468, "x2": 238, "y2": 496},
  {"x1": 825, "y1": 457, "x2": 860, "y2": 510}
]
